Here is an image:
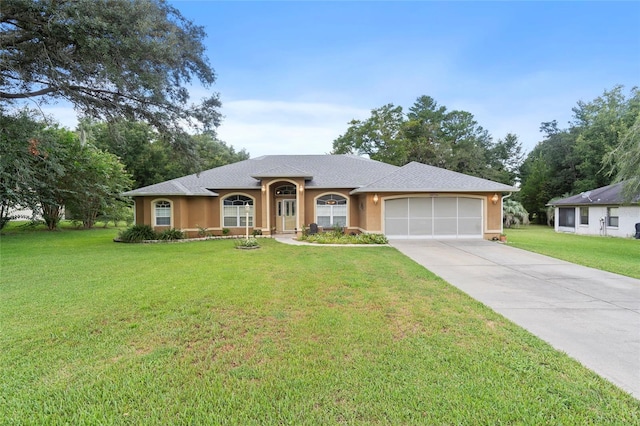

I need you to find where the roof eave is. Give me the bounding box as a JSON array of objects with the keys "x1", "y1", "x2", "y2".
[
  {"x1": 123, "y1": 191, "x2": 219, "y2": 197},
  {"x1": 350, "y1": 187, "x2": 519, "y2": 195}
]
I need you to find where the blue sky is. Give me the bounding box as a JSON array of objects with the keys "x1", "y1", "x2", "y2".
[{"x1": 51, "y1": 1, "x2": 640, "y2": 157}]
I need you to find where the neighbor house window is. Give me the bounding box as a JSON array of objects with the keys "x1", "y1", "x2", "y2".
[
  {"x1": 316, "y1": 194, "x2": 347, "y2": 228},
  {"x1": 155, "y1": 200, "x2": 171, "y2": 226},
  {"x1": 558, "y1": 207, "x2": 575, "y2": 227},
  {"x1": 580, "y1": 207, "x2": 589, "y2": 225},
  {"x1": 607, "y1": 207, "x2": 619, "y2": 227},
  {"x1": 223, "y1": 195, "x2": 253, "y2": 227}
]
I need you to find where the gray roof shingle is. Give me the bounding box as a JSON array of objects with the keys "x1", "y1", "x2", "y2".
[
  {"x1": 551, "y1": 181, "x2": 640, "y2": 206},
  {"x1": 350, "y1": 162, "x2": 518, "y2": 194},
  {"x1": 123, "y1": 155, "x2": 519, "y2": 197},
  {"x1": 123, "y1": 155, "x2": 399, "y2": 196}
]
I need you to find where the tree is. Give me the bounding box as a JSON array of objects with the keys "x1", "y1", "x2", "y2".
[
  {"x1": 1, "y1": 0, "x2": 221, "y2": 141},
  {"x1": 88, "y1": 119, "x2": 249, "y2": 188},
  {"x1": 193, "y1": 134, "x2": 250, "y2": 171},
  {"x1": 63, "y1": 142, "x2": 133, "y2": 229},
  {"x1": 489, "y1": 133, "x2": 524, "y2": 185},
  {"x1": 332, "y1": 95, "x2": 521, "y2": 183},
  {"x1": 503, "y1": 199, "x2": 530, "y2": 228},
  {"x1": 519, "y1": 154, "x2": 552, "y2": 224},
  {"x1": 605, "y1": 113, "x2": 640, "y2": 200},
  {"x1": 332, "y1": 104, "x2": 406, "y2": 165},
  {"x1": 0, "y1": 108, "x2": 64, "y2": 228},
  {"x1": 571, "y1": 86, "x2": 640, "y2": 192},
  {"x1": 518, "y1": 86, "x2": 639, "y2": 220}
]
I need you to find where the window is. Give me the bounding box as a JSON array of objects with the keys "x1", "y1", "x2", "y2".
[
  {"x1": 580, "y1": 207, "x2": 589, "y2": 225},
  {"x1": 223, "y1": 195, "x2": 253, "y2": 227},
  {"x1": 558, "y1": 207, "x2": 575, "y2": 228},
  {"x1": 275, "y1": 185, "x2": 296, "y2": 195},
  {"x1": 155, "y1": 200, "x2": 171, "y2": 226},
  {"x1": 607, "y1": 207, "x2": 619, "y2": 227},
  {"x1": 316, "y1": 194, "x2": 347, "y2": 228}
]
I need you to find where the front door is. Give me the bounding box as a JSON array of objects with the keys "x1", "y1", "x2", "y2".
[{"x1": 276, "y1": 199, "x2": 296, "y2": 232}]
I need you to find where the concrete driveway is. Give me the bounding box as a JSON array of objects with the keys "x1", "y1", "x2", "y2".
[{"x1": 389, "y1": 239, "x2": 640, "y2": 399}]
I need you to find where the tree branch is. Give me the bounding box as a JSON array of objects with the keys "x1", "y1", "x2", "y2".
[{"x1": 0, "y1": 87, "x2": 58, "y2": 99}]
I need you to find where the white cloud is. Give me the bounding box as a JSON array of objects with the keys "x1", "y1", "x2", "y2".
[{"x1": 217, "y1": 99, "x2": 370, "y2": 157}]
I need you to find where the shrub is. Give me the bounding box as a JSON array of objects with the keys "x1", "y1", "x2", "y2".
[
  {"x1": 252, "y1": 229, "x2": 263, "y2": 236},
  {"x1": 235, "y1": 237, "x2": 260, "y2": 249},
  {"x1": 222, "y1": 228, "x2": 230, "y2": 236},
  {"x1": 298, "y1": 232, "x2": 388, "y2": 245},
  {"x1": 197, "y1": 225, "x2": 211, "y2": 237},
  {"x1": 157, "y1": 228, "x2": 184, "y2": 240},
  {"x1": 118, "y1": 224, "x2": 157, "y2": 243},
  {"x1": 356, "y1": 233, "x2": 388, "y2": 244}
]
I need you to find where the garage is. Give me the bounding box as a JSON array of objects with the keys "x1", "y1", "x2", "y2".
[{"x1": 384, "y1": 197, "x2": 483, "y2": 238}]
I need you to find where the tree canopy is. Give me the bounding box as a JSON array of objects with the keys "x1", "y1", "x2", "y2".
[
  {"x1": 87, "y1": 119, "x2": 249, "y2": 188},
  {"x1": 518, "y1": 85, "x2": 640, "y2": 223},
  {"x1": 332, "y1": 96, "x2": 523, "y2": 185},
  {"x1": 1, "y1": 0, "x2": 221, "y2": 138},
  {"x1": 0, "y1": 108, "x2": 133, "y2": 229}
]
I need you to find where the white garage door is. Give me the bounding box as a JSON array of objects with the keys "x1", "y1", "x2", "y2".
[{"x1": 384, "y1": 197, "x2": 483, "y2": 238}]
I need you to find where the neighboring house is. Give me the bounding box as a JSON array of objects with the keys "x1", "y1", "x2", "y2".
[
  {"x1": 123, "y1": 155, "x2": 518, "y2": 239},
  {"x1": 551, "y1": 181, "x2": 640, "y2": 238}
]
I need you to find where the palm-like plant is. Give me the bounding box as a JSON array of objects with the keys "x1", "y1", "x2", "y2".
[{"x1": 503, "y1": 199, "x2": 530, "y2": 228}]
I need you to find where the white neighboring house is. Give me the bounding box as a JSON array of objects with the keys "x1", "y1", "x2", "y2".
[
  {"x1": 551, "y1": 181, "x2": 640, "y2": 238},
  {"x1": 8, "y1": 206, "x2": 41, "y2": 220}
]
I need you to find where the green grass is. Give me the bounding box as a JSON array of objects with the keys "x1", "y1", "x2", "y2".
[
  {"x1": 506, "y1": 225, "x2": 640, "y2": 279},
  {"x1": 1, "y1": 225, "x2": 639, "y2": 424}
]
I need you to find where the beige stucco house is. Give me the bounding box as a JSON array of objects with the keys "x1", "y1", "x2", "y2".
[{"x1": 123, "y1": 155, "x2": 518, "y2": 239}]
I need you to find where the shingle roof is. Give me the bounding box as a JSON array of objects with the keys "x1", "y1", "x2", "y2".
[
  {"x1": 551, "y1": 181, "x2": 640, "y2": 206},
  {"x1": 123, "y1": 155, "x2": 519, "y2": 197},
  {"x1": 250, "y1": 165, "x2": 313, "y2": 180},
  {"x1": 123, "y1": 155, "x2": 399, "y2": 196},
  {"x1": 350, "y1": 162, "x2": 518, "y2": 194},
  {"x1": 122, "y1": 180, "x2": 218, "y2": 197}
]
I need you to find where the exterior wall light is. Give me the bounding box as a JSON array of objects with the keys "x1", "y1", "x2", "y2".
[
  {"x1": 373, "y1": 194, "x2": 379, "y2": 205},
  {"x1": 491, "y1": 193, "x2": 499, "y2": 205}
]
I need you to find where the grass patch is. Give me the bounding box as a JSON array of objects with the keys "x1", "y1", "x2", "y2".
[
  {"x1": 506, "y1": 225, "x2": 640, "y2": 279},
  {"x1": 2, "y1": 226, "x2": 639, "y2": 423}
]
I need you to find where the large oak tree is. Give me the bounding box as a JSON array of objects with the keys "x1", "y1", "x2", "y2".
[{"x1": 1, "y1": 0, "x2": 221, "y2": 140}]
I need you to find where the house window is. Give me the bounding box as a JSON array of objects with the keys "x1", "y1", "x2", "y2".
[
  {"x1": 316, "y1": 194, "x2": 347, "y2": 228},
  {"x1": 223, "y1": 195, "x2": 253, "y2": 227},
  {"x1": 155, "y1": 200, "x2": 171, "y2": 226},
  {"x1": 580, "y1": 207, "x2": 589, "y2": 225},
  {"x1": 607, "y1": 207, "x2": 619, "y2": 227},
  {"x1": 558, "y1": 207, "x2": 575, "y2": 227},
  {"x1": 275, "y1": 185, "x2": 296, "y2": 195}
]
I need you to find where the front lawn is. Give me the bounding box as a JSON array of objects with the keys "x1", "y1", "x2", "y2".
[
  {"x1": 1, "y1": 226, "x2": 638, "y2": 423},
  {"x1": 506, "y1": 225, "x2": 640, "y2": 279}
]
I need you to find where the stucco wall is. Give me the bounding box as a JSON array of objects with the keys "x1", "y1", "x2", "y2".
[{"x1": 132, "y1": 191, "x2": 507, "y2": 239}]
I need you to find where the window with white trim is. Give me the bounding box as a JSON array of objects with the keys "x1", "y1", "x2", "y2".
[
  {"x1": 580, "y1": 207, "x2": 589, "y2": 225},
  {"x1": 558, "y1": 207, "x2": 575, "y2": 227},
  {"x1": 316, "y1": 194, "x2": 347, "y2": 228},
  {"x1": 223, "y1": 195, "x2": 254, "y2": 227},
  {"x1": 607, "y1": 207, "x2": 619, "y2": 227},
  {"x1": 155, "y1": 200, "x2": 171, "y2": 226}
]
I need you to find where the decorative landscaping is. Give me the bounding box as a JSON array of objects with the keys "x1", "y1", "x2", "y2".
[{"x1": 298, "y1": 227, "x2": 388, "y2": 244}]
